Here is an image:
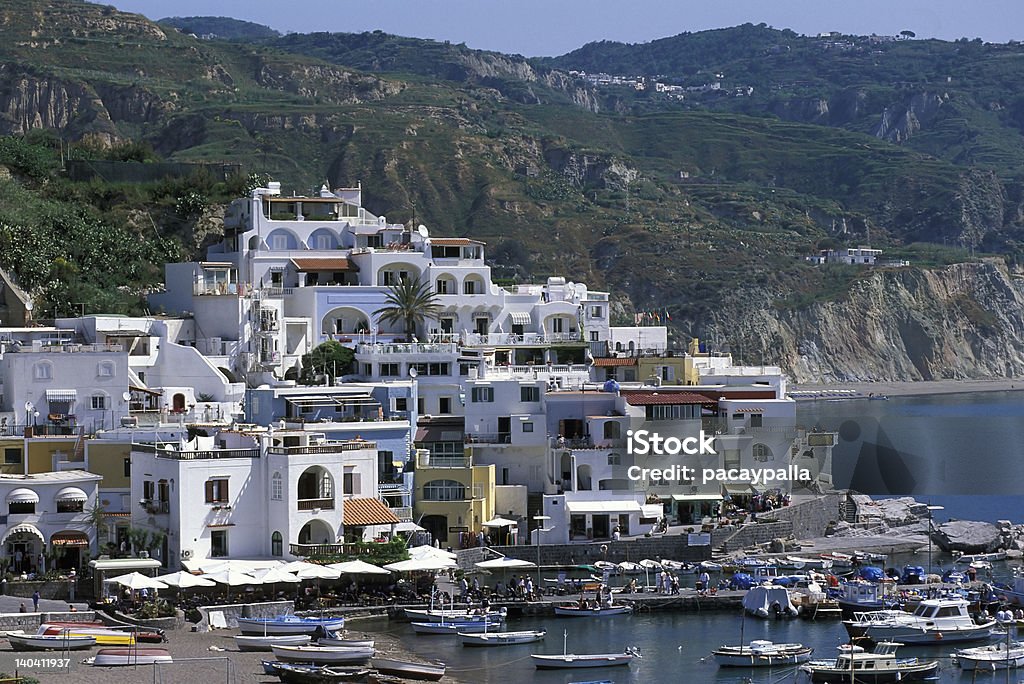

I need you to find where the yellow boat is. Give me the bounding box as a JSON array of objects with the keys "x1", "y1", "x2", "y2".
[{"x1": 40, "y1": 625, "x2": 136, "y2": 645}]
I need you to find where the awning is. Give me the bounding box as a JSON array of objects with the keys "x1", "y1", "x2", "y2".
[
  {"x1": 2, "y1": 524, "x2": 44, "y2": 544},
  {"x1": 89, "y1": 557, "x2": 162, "y2": 572},
  {"x1": 286, "y1": 394, "x2": 375, "y2": 407},
  {"x1": 723, "y1": 483, "x2": 755, "y2": 496},
  {"x1": 45, "y1": 389, "x2": 77, "y2": 403},
  {"x1": 430, "y1": 238, "x2": 485, "y2": 246},
  {"x1": 291, "y1": 257, "x2": 359, "y2": 272},
  {"x1": 130, "y1": 385, "x2": 162, "y2": 397},
  {"x1": 55, "y1": 486, "x2": 89, "y2": 502},
  {"x1": 414, "y1": 423, "x2": 464, "y2": 443},
  {"x1": 50, "y1": 531, "x2": 89, "y2": 547},
  {"x1": 565, "y1": 500, "x2": 642, "y2": 514},
  {"x1": 641, "y1": 504, "x2": 664, "y2": 518},
  {"x1": 343, "y1": 498, "x2": 400, "y2": 526},
  {"x1": 6, "y1": 488, "x2": 39, "y2": 504},
  {"x1": 731, "y1": 408, "x2": 764, "y2": 413},
  {"x1": 508, "y1": 311, "x2": 531, "y2": 326},
  {"x1": 671, "y1": 493, "x2": 723, "y2": 502}
]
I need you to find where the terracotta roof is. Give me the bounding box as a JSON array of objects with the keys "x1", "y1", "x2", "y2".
[
  {"x1": 291, "y1": 257, "x2": 358, "y2": 271},
  {"x1": 50, "y1": 531, "x2": 89, "y2": 546},
  {"x1": 430, "y1": 238, "x2": 485, "y2": 246},
  {"x1": 343, "y1": 498, "x2": 400, "y2": 526},
  {"x1": 620, "y1": 390, "x2": 718, "y2": 406},
  {"x1": 593, "y1": 357, "x2": 638, "y2": 367}
]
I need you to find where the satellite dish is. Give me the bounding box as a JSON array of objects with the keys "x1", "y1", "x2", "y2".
[
  {"x1": 408, "y1": 367, "x2": 418, "y2": 378},
  {"x1": 122, "y1": 391, "x2": 132, "y2": 402},
  {"x1": 23, "y1": 401, "x2": 32, "y2": 412},
  {"x1": 417, "y1": 225, "x2": 429, "y2": 238}
]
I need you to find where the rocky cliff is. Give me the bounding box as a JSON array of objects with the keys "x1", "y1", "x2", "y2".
[{"x1": 706, "y1": 259, "x2": 1024, "y2": 382}]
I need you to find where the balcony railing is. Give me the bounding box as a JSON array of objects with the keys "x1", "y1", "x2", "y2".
[
  {"x1": 388, "y1": 506, "x2": 413, "y2": 521},
  {"x1": 484, "y1": 364, "x2": 589, "y2": 377},
  {"x1": 550, "y1": 436, "x2": 596, "y2": 450},
  {"x1": 417, "y1": 453, "x2": 471, "y2": 468},
  {"x1": 297, "y1": 497, "x2": 335, "y2": 511},
  {"x1": 465, "y1": 432, "x2": 511, "y2": 444},
  {"x1": 461, "y1": 331, "x2": 582, "y2": 346},
  {"x1": 142, "y1": 500, "x2": 170, "y2": 515},
  {"x1": 267, "y1": 441, "x2": 376, "y2": 455},
  {"x1": 133, "y1": 444, "x2": 260, "y2": 460},
  {"x1": 291, "y1": 543, "x2": 348, "y2": 557},
  {"x1": 356, "y1": 342, "x2": 459, "y2": 355}
]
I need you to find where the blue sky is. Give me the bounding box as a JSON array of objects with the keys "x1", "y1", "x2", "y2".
[{"x1": 108, "y1": 0, "x2": 1024, "y2": 57}]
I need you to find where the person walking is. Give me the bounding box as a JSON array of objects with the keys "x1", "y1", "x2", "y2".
[{"x1": 32, "y1": 589, "x2": 40, "y2": 612}]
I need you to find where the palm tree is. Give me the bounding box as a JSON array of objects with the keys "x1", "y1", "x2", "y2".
[{"x1": 374, "y1": 279, "x2": 442, "y2": 339}]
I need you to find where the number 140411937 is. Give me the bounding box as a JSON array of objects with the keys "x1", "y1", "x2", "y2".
[{"x1": 15, "y1": 657, "x2": 71, "y2": 669}]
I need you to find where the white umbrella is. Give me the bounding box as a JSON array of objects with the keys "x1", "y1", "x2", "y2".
[
  {"x1": 104, "y1": 572, "x2": 168, "y2": 591},
  {"x1": 155, "y1": 571, "x2": 216, "y2": 589},
  {"x1": 279, "y1": 560, "x2": 319, "y2": 574},
  {"x1": 409, "y1": 545, "x2": 457, "y2": 560},
  {"x1": 384, "y1": 556, "x2": 457, "y2": 573},
  {"x1": 293, "y1": 564, "x2": 342, "y2": 581},
  {"x1": 394, "y1": 521, "x2": 426, "y2": 533},
  {"x1": 251, "y1": 566, "x2": 301, "y2": 584},
  {"x1": 481, "y1": 517, "x2": 518, "y2": 528},
  {"x1": 204, "y1": 568, "x2": 258, "y2": 586},
  {"x1": 328, "y1": 559, "x2": 390, "y2": 576},
  {"x1": 476, "y1": 557, "x2": 536, "y2": 570}
]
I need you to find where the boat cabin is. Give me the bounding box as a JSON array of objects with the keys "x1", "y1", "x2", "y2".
[{"x1": 911, "y1": 598, "x2": 971, "y2": 620}]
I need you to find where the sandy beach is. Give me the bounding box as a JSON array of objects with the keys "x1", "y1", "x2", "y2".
[
  {"x1": 791, "y1": 378, "x2": 1024, "y2": 398},
  {"x1": 0, "y1": 616, "x2": 470, "y2": 684}
]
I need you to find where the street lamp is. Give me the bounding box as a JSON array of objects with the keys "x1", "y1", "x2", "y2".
[
  {"x1": 533, "y1": 514, "x2": 552, "y2": 588},
  {"x1": 926, "y1": 504, "x2": 944, "y2": 578}
]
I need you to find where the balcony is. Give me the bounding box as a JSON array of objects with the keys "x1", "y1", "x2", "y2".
[
  {"x1": 290, "y1": 542, "x2": 348, "y2": 557},
  {"x1": 356, "y1": 342, "x2": 458, "y2": 355},
  {"x1": 387, "y1": 506, "x2": 413, "y2": 521},
  {"x1": 297, "y1": 497, "x2": 335, "y2": 511},
  {"x1": 461, "y1": 332, "x2": 582, "y2": 347},
  {"x1": 267, "y1": 441, "x2": 376, "y2": 455},
  {"x1": 193, "y1": 282, "x2": 241, "y2": 296},
  {"x1": 417, "y1": 452, "x2": 471, "y2": 469},
  {"x1": 133, "y1": 444, "x2": 260, "y2": 460},
  {"x1": 485, "y1": 364, "x2": 590, "y2": 378},
  {"x1": 465, "y1": 432, "x2": 511, "y2": 445},
  {"x1": 140, "y1": 500, "x2": 170, "y2": 515}
]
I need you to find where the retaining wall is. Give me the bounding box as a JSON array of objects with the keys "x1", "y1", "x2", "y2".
[
  {"x1": 195, "y1": 600, "x2": 294, "y2": 633},
  {"x1": 0, "y1": 610, "x2": 97, "y2": 633},
  {"x1": 759, "y1": 493, "x2": 846, "y2": 539}
]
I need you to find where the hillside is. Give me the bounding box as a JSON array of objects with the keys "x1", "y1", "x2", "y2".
[{"x1": 1, "y1": 3, "x2": 1023, "y2": 380}]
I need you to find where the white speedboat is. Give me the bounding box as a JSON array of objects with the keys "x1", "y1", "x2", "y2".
[
  {"x1": 370, "y1": 657, "x2": 446, "y2": 681},
  {"x1": 713, "y1": 640, "x2": 813, "y2": 667},
  {"x1": 780, "y1": 555, "x2": 833, "y2": 571},
  {"x1": 271, "y1": 644, "x2": 375, "y2": 664},
  {"x1": 616, "y1": 561, "x2": 643, "y2": 575},
  {"x1": 532, "y1": 648, "x2": 639, "y2": 669},
  {"x1": 411, "y1": 619, "x2": 503, "y2": 635},
  {"x1": 8, "y1": 632, "x2": 96, "y2": 651},
  {"x1": 955, "y1": 640, "x2": 1024, "y2": 670},
  {"x1": 956, "y1": 551, "x2": 1007, "y2": 564},
  {"x1": 234, "y1": 634, "x2": 311, "y2": 651},
  {"x1": 662, "y1": 559, "x2": 696, "y2": 573},
  {"x1": 844, "y1": 597, "x2": 996, "y2": 644},
  {"x1": 89, "y1": 647, "x2": 173, "y2": 666},
  {"x1": 237, "y1": 615, "x2": 344, "y2": 635},
  {"x1": 459, "y1": 629, "x2": 546, "y2": 646}
]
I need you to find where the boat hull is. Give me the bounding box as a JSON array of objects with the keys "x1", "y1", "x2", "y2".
[
  {"x1": 271, "y1": 645, "x2": 375, "y2": 664},
  {"x1": 238, "y1": 617, "x2": 345, "y2": 635},
  {"x1": 402, "y1": 609, "x2": 504, "y2": 622},
  {"x1": 553, "y1": 605, "x2": 631, "y2": 617},
  {"x1": 714, "y1": 645, "x2": 813, "y2": 667},
  {"x1": 275, "y1": 663, "x2": 372, "y2": 684},
  {"x1": 8, "y1": 633, "x2": 96, "y2": 651},
  {"x1": 531, "y1": 653, "x2": 634, "y2": 669},
  {"x1": 40, "y1": 626, "x2": 135, "y2": 646},
  {"x1": 91, "y1": 647, "x2": 172, "y2": 666},
  {"x1": 317, "y1": 637, "x2": 374, "y2": 649},
  {"x1": 845, "y1": 621, "x2": 994, "y2": 644},
  {"x1": 370, "y1": 657, "x2": 446, "y2": 681},
  {"x1": 459, "y1": 630, "x2": 546, "y2": 646},
  {"x1": 411, "y1": 620, "x2": 503, "y2": 634},
  {"x1": 234, "y1": 634, "x2": 311, "y2": 651},
  {"x1": 804, "y1": 661, "x2": 938, "y2": 683}
]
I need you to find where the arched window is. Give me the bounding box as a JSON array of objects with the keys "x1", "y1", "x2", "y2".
[
  {"x1": 752, "y1": 443, "x2": 774, "y2": 462},
  {"x1": 422, "y1": 480, "x2": 466, "y2": 501},
  {"x1": 33, "y1": 362, "x2": 52, "y2": 380},
  {"x1": 271, "y1": 531, "x2": 283, "y2": 557},
  {"x1": 271, "y1": 472, "x2": 282, "y2": 500}
]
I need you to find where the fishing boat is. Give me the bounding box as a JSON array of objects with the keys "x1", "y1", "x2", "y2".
[
  {"x1": 316, "y1": 636, "x2": 374, "y2": 649},
  {"x1": 233, "y1": 634, "x2": 312, "y2": 651},
  {"x1": 8, "y1": 632, "x2": 96, "y2": 651},
  {"x1": 553, "y1": 603, "x2": 632, "y2": 617},
  {"x1": 742, "y1": 585, "x2": 799, "y2": 619},
  {"x1": 370, "y1": 657, "x2": 446, "y2": 681},
  {"x1": 411, "y1": 619, "x2": 504, "y2": 634},
  {"x1": 837, "y1": 580, "x2": 900, "y2": 618},
  {"x1": 89, "y1": 647, "x2": 173, "y2": 666},
  {"x1": 844, "y1": 596, "x2": 996, "y2": 644},
  {"x1": 271, "y1": 644, "x2": 375, "y2": 664},
  {"x1": 237, "y1": 615, "x2": 345, "y2": 635},
  {"x1": 532, "y1": 632, "x2": 640, "y2": 669},
  {"x1": 713, "y1": 640, "x2": 813, "y2": 667},
  {"x1": 273, "y1": 663, "x2": 372, "y2": 683},
  {"x1": 459, "y1": 629, "x2": 546, "y2": 646},
  {"x1": 39, "y1": 625, "x2": 136, "y2": 646},
  {"x1": 801, "y1": 642, "x2": 939, "y2": 682},
  {"x1": 262, "y1": 660, "x2": 282, "y2": 675},
  {"x1": 954, "y1": 640, "x2": 1024, "y2": 670}
]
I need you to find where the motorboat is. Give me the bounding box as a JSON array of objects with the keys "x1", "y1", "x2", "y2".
[
  {"x1": 954, "y1": 640, "x2": 1024, "y2": 670},
  {"x1": 801, "y1": 642, "x2": 939, "y2": 682},
  {"x1": 532, "y1": 647, "x2": 639, "y2": 669},
  {"x1": 370, "y1": 656, "x2": 446, "y2": 681},
  {"x1": 459, "y1": 629, "x2": 546, "y2": 646},
  {"x1": 273, "y1": 663, "x2": 373, "y2": 683},
  {"x1": 616, "y1": 561, "x2": 643, "y2": 575},
  {"x1": 8, "y1": 632, "x2": 96, "y2": 651},
  {"x1": 592, "y1": 561, "x2": 617, "y2": 573},
  {"x1": 699, "y1": 561, "x2": 723, "y2": 572},
  {"x1": 713, "y1": 640, "x2": 813, "y2": 667},
  {"x1": 234, "y1": 634, "x2": 312, "y2": 651},
  {"x1": 553, "y1": 603, "x2": 632, "y2": 617},
  {"x1": 411, "y1": 619, "x2": 504, "y2": 634},
  {"x1": 238, "y1": 615, "x2": 344, "y2": 635},
  {"x1": 742, "y1": 585, "x2": 799, "y2": 619},
  {"x1": 271, "y1": 644, "x2": 375, "y2": 664},
  {"x1": 88, "y1": 647, "x2": 173, "y2": 666},
  {"x1": 844, "y1": 596, "x2": 996, "y2": 644},
  {"x1": 837, "y1": 580, "x2": 900, "y2": 618}
]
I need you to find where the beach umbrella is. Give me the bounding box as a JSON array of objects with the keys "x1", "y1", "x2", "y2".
[
  {"x1": 104, "y1": 572, "x2": 168, "y2": 591},
  {"x1": 409, "y1": 545, "x2": 457, "y2": 560},
  {"x1": 393, "y1": 521, "x2": 426, "y2": 533},
  {"x1": 475, "y1": 557, "x2": 535, "y2": 570},
  {"x1": 156, "y1": 571, "x2": 216, "y2": 589},
  {"x1": 328, "y1": 559, "x2": 390, "y2": 576},
  {"x1": 251, "y1": 566, "x2": 301, "y2": 584},
  {"x1": 292, "y1": 563, "x2": 342, "y2": 581},
  {"x1": 384, "y1": 556, "x2": 457, "y2": 573},
  {"x1": 204, "y1": 568, "x2": 258, "y2": 586},
  {"x1": 481, "y1": 517, "x2": 518, "y2": 528}
]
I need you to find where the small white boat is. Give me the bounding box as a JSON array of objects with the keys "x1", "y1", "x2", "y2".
[
  {"x1": 781, "y1": 556, "x2": 833, "y2": 571},
  {"x1": 411, "y1": 619, "x2": 503, "y2": 635},
  {"x1": 616, "y1": 561, "x2": 643, "y2": 575},
  {"x1": 955, "y1": 640, "x2": 1024, "y2": 670},
  {"x1": 89, "y1": 647, "x2": 173, "y2": 666},
  {"x1": 638, "y1": 559, "x2": 662, "y2": 571},
  {"x1": 743, "y1": 585, "x2": 799, "y2": 619},
  {"x1": 234, "y1": 634, "x2": 312, "y2": 651},
  {"x1": 661, "y1": 559, "x2": 696, "y2": 573},
  {"x1": 593, "y1": 561, "x2": 617, "y2": 573},
  {"x1": 713, "y1": 640, "x2": 813, "y2": 667},
  {"x1": 317, "y1": 636, "x2": 375, "y2": 649},
  {"x1": 402, "y1": 607, "x2": 505, "y2": 622},
  {"x1": 532, "y1": 630, "x2": 640, "y2": 669},
  {"x1": 553, "y1": 604, "x2": 632, "y2": 617},
  {"x1": 699, "y1": 561, "x2": 723, "y2": 572},
  {"x1": 238, "y1": 615, "x2": 344, "y2": 635},
  {"x1": 271, "y1": 644, "x2": 375, "y2": 664},
  {"x1": 820, "y1": 552, "x2": 854, "y2": 569},
  {"x1": 370, "y1": 657, "x2": 446, "y2": 681},
  {"x1": 844, "y1": 597, "x2": 996, "y2": 644},
  {"x1": 8, "y1": 632, "x2": 96, "y2": 651},
  {"x1": 459, "y1": 629, "x2": 546, "y2": 646},
  {"x1": 956, "y1": 551, "x2": 1007, "y2": 564}
]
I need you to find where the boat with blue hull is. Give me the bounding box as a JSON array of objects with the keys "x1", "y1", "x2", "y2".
[{"x1": 238, "y1": 615, "x2": 345, "y2": 635}]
